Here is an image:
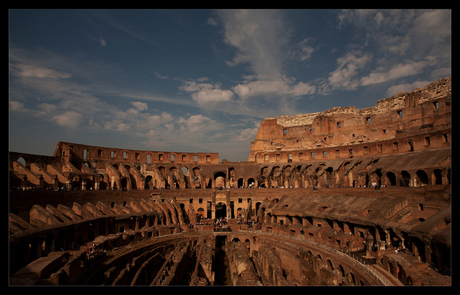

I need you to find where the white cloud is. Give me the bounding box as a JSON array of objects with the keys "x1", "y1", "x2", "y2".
[
  {"x1": 146, "y1": 112, "x2": 173, "y2": 126},
  {"x1": 218, "y1": 9, "x2": 287, "y2": 80},
  {"x1": 131, "y1": 101, "x2": 148, "y2": 111},
  {"x1": 180, "y1": 81, "x2": 234, "y2": 105},
  {"x1": 9, "y1": 101, "x2": 27, "y2": 112},
  {"x1": 360, "y1": 56, "x2": 437, "y2": 86},
  {"x1": 207, "y1": 17, "x2": 218, "y2": 26},
  {"x1": 327, "y1": 50, "x2": 372, "y2": 90},
  {"x1": 235, "y1": 122, "x2": 260, "y2": 141},
  {"x1": 52, "y1": 111, "x2": 83, "y2": 128},
  {"x1": 12, "y1": 63, "x2": 72, "y2": 79},
  {"x1": 178, "y1": 114, "x2": 220, "y2": 133},
  {"x1": 98, "y1": 38, "x2": 107, "y2": 47},
  {"x1": 233, "y1": 79, "x2": 315, "y2": 99},
  {"x1": 296, "y1": 38, "x2": 315, "y2": 61}
]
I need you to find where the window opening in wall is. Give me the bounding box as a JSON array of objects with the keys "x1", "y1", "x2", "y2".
[
  {"x1": 311, "y1": 152, "x2": 315, "y2": 159},
  {"x1": 424, "y1": 136, "x2": 430, "y2": 146},
  {"x1": 194, "y1": 155, "x2": 198, "y2": 162},
  {"x1": 276, "y1": 154, "x2": 280, "y2": 161},
  {"x1": 349, "y1": 149, "x2": 353, "y2": 158},
  {"x1": 159, "y1": 154, "x2": 164, "y2": 161},
  {"x1": 255, "y1": 154, "x2": 257, "y2": 161},
  {"x1": 393, "y1": 142, "x2": 398, "y2": 150},
  {"x1": 335, "y1": 150, "x2": 340, "y2": 157},
  {"x1": 364, "y1": 146, "x2": 368, "y2": 154},
  {"x1": 397, "y1": 110, "x2": 403, "y2": 118},
  {"x1": 297, "y1": 139, "x2": 300, "y2": 143},
  {"x1": 182, "y1": 155, "x2": 186, "y2": 161},
  {"x1": 199, "y1": 198, "x2": 203, "y2": 204},
  {"x1": 111, "y1": 151, "x2": 115, "y2": 158},
  {"x1": 98, "y1": 149, "x2": 102, "y2": 157},
  {"x1": 383, "y1": 129, "x2": 387, "y2": 133},
  {"x1": 353, "y1": 134, "x2": 356, "y2": 138},
  {"x1": 84, "y1": 149, "x2": 88, "y2": 159},
  {"x1": 189, "y1": 198, "x2": 193, "y2": 204},
  {"x1": 170, "y1": 154, "x2": 175, "y2": 161},
  {"x1": 310, "y1": 128, "x2": 314, "y2": 132},
  {"x1": 337, "y1": 122, "x2": 341, "y2": 128},
  {"x1": 283, "y1": 128, "x2": 287, "y2": 135},
  {"x1": 433, "y1": 101, "x2": 439, "y2": 110},
  {"x1": 408, "y1": 141, "x2": 414, "y2": 152},
  {"x1": 206, "y1": 155, "x2": 211, "y2": 163},
  {"x1": 324, "y1": 137, "x2": 327, "y2": 141},
  {"x1": 123, "y1": 152, "x2": 127, "y2": 159},
  {"x1": 299, "y1": 152, "x2": 303, "y2": 159},
  {"x1": 378, "y1": 144, "x2": 382, "y2": 152},
  {"x1": 419, "y1": 204, "x2": 424, "y2": 211},
  {"x1": 135, "y1": 152, "x2": 140, "y2": 160},
  {"x1": 288, "y1": 154, "x2": 292, "y2": 160},
  {"x1": 264, "y1": 154, "x2": 269, "y2": 162},
  {"x1": 147, "y1": 154, "x2": 151, "y2": 163},
  {"x1": 443, "y1": 133, "x2": 449, "y2": 143},
  {"x1": 366, "y1": 117, "x2": 371, "y2": 124},
  {"x1": 238, "y1": 198, "x2": 242, "y2": 203},
  {"x1": 323, "y1": 151, "x2": 327, "y2": 158}
]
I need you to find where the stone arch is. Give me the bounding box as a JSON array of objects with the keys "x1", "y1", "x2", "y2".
[
  {"x1": 385, "y1": 171, "x2": 397, "y2": 186},
  {"x1": 400, "y1": 170, "x2": 411, "y2": 187},
  {"x1": 416, "y1": 170, "x2": 429, "y2": 186},
  {"x1": 432, "y1": 169, "x2": 443, "y2": 185},
  {"x1": 214, "y1": 171, "x2": 226, "y2": 189}
]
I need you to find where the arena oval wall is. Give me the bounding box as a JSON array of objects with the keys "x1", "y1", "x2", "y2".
[{"x1": 9, "y1": 77, "x2": 451, "y2": 286}]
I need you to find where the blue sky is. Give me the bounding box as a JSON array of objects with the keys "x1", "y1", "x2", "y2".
[{"x1": 9, "y1": 9, "x2": 451, "y2": 161}]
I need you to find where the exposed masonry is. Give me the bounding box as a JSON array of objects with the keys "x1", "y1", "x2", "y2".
[{"x1": 9, "y1": 77, "x2": 450, "y2": 286}]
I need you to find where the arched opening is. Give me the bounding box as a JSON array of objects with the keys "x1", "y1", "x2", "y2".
[
  {"x1": 197, "y1": 208, "x2": 205, "y2": 220},
  {"x1": 98, "y1": 174, "x2": 107, "y2": 190},
  {"x1": 248, "y1": 177, "x2": 255, "y2": 188},
  {"x1": 416, "y1": 170, "x2": 428, "y2": 186},
  {"x1": 214, "y1": 171, "x2": 226, "y2": 189},
  {"x1": 145, "y1": 175, "x2": 153, "y2": 189},
  {"x1": 232, "y1": 238, "x2": 240, "y2": 242},
  {"x1": 237, "y1": 178, "x2": 244, "y2": 188},
  {"x1": 386, "y1": 172, "x2": 396, "y2": 186},
  {"x1": 181, "y1": 166, "x2": 188, "y2": 175},
  {"x1": 324, "y1": 167, "x2": 333, "y2": 187},
  {"x1": 120, "y1": 178, "x2": 128, "y2": 190},
  {"x1": 215, "y1": 202, "x2": 227, "y2": 219},
  {"x1": 433, "y1": 169, "x2": 442, "y2": 185},
  {"x1": 17, "y1": 156, "x2": 28, "y2": 167},
  {"x1": 401, "y1": 171, "x2": 411, "y2": 187},
  {"x1": 236, "y1": 207, "x2": 242, "y2": 218}
]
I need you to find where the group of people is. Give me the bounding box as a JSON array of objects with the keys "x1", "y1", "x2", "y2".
[
  {"x1": 86, "y1": 244, "x2": 106, "y2": 265},
  {"x1": 394, "y1": 247, "x2": 412, "y2": 255}
]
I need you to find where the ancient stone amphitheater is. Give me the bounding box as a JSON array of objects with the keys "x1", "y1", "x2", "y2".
[{"x1": 9, "y1": 77, "x2": 451, "y2": 286}]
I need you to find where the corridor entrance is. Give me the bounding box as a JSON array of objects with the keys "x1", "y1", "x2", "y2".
[{"x1": 215, "y1": 202, "x2": 227, "y2": 219}]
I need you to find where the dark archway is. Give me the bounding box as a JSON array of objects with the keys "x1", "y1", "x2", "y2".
[
  {"x1": 386, "y1": 172, "x2": 396, "y2": 186},
  {"x1": 215, "y1": 202, "x2": 227, "y2": 219},
  {"x1": 416, "y1": 170, "x2": 428, "y2": 186},
  {"x1": 401, "y1": 171, "x2": 411, "y2": 187}
]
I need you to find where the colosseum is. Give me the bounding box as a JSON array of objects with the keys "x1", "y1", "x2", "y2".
[{"x1": 9, "y1": 77, "x2": 451, "y2": 286}]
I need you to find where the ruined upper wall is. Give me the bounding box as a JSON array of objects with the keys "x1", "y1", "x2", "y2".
[
  {"x1": 275, "y1": 77, "x2": 451, "y2": 127},
  {"x1": 53, "y1": 141, "x2": 220, "y2": 165},
  {"x1": 249, "y1": 77, "x2": 451, "y2": 162}
]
